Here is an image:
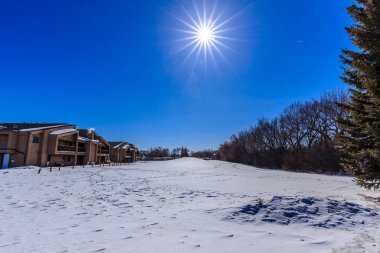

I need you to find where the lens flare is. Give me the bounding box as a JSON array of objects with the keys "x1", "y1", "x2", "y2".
[{"x1": 168, "y1": 0, "x2": 249, "y2": 69}]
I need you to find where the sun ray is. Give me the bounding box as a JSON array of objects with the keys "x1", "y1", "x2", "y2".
[
  {"x1": 212, "y1": 3, "x2": 252, "y2": 32},
  {"x1": 194, "y1": 40, "x2": 204, "y2": 65},
  {"x1": 168, "y1": 28, "x2": 198, "y2": 35},
  {"x1": 193, "y1": 0, "x2": 204, "y2": 29},
  {"x1": 183, "y1": 40, "x2": 202, "y2": 65},
  {"x1": 203, "y1": 0, "x2": 207, "y2": 28},
  {"x1": 171, "y1": 35, "x2": 199, "y2": 43},
  {"x1": 207, "y1": 42, "x2": 218, "y2": 68},
  {"x1": 212, "y1": 39, "x2": 233, "y2": 52},
  {"x1": 209, "y1": 40, "x2": 231, "y2": 66},
  {"x1": 172, "y1": 39, "x2": 201, "y2": 56},
  {"x1": 181, "y1": 5, "x2": 201, "y2": 30},
  {"x1": 208, "y1": 7, "x2": 226, "y2": 31},
  {"x1": 213, "y1": 35, "x2": 243, "y2": 42},
  {"x1": 207, "y1": 0, "x2": 218, "y2": 28},
  {"x1": 171, "y1": 15, "x2": 199, "y2": 32},
  {"x1": 212, "y1": 24, "x2": 251, "y2": 35}
]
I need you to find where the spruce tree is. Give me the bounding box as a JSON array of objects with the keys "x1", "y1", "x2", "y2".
[{"x1": 336, "y1": 0, "x2": 380, "y2": 190}]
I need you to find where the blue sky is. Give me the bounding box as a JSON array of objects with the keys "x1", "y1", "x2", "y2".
[{"x1": 0, "y1": 0, "x2": 353, "y2": 150}]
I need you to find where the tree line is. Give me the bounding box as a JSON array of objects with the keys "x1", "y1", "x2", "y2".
[
  {"x1": 141, "y1": 146, "x2": 190, "y2": 160},
  {"x1": 192, "y1": 149, "x2": 218, "y2": 159},
  {"x1": 218, "y1": 90, "x2": 349, "y2": 174}
]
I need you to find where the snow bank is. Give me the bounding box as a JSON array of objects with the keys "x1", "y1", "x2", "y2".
[{"x1": 228, "y1": 196, "x2": 378, "y2": 228}]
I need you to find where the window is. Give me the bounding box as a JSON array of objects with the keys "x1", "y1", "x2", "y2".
[
  {"x1": 32, "y1": 136, "x2": 40, "y2": 143},
  {"x1": 0, "y1": 135, "x2": 8, "y2": 147},
  {"x1": 62, "y1": 156, "x2": 71, "y2": 162}
]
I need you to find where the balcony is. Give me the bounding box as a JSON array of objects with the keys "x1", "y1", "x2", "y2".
[
  {"x1": 98, "y1": 149, "x2": 110, "y2": 155},
  {"x1": 57, "y1": 145, "x2": 76, "y2": 152},
  {"x1": 77, "y1": 147, "x2": 86, "y2": 153}
]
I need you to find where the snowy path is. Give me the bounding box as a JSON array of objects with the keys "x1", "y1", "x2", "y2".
[{"x1": 0, "y1": 158, "x2": 379, "y2": 253}]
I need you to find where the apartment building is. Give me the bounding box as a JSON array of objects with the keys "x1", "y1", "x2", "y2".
[
  {"x1": 109, "y1": 142, "x2": 140, "y2": 163},
  {"x1": 0, "y1": 123, "x2": 77, "y2": 168},
  {"x1": 0, "y1": 123, "x2": 114, "y2": 169}
]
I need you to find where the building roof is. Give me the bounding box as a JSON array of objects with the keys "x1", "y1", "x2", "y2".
[
  {"x1": 110, "y1": 141, "x2": 129, "y2": 149},
  {"x1": 78, "y1": 136, "x2": 99, "y2": 143},
  {"x1": 110, "y1": 141, "x2": 139, "y2": 151},
  {"x1": 0, "y1": 123, "x2": 74, "y2": 132},
  {"x1": 121, "y1": 143, "x2": 131, "y2": 149},
  {"x1": 93, "y1": 132, "x2": 109, "y2": 146},
  {"x1": 49, "y1": 129, "x2": 78, "y2": 135},
  {"x1": 78, "y1": 136, "x2": 90, "y2": 141},
  {"x1": 109, "y1": 141, "x2": 123, "y2": 148}
]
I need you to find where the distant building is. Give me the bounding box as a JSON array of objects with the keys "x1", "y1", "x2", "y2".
[
  {"x1": 78, "y1": 129, "x2": 111, "y2": 165},
  {"x1": 109, "y1": 142, "x2": 139, "y2": 163},
  {"x1": 0, "y1": 123, "x2": 119, "y2": 169}
]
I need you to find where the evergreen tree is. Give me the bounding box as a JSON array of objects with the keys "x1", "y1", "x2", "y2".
[
  {"x1": 336, "y1": 0, "x2": 380, "y2": 189},
  {"x1": 180, "y1": 147, "x2": 189, "y2": 157}
]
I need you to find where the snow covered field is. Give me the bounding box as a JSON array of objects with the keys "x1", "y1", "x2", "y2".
[{"x1": 1, "y1": 158, "x2": 380, "y2": 253}]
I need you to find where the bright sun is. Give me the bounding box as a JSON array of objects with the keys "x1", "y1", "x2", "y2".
[
  {"x1": 170, "y1": 0, "x2": 248, "y2": 67},
  {"x1": 197, "y1": 27, "x2": 214, "y2": 44}
]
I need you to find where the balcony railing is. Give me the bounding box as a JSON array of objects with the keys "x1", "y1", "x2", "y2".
[
  {"x1": 98, "y1": 149, "x2": 110, "y2": 154},
  {"x1": 77, "y1": 147, "x2": 86, "y2": 153},
  {"x1": 57, "y1": 145, "x2": 76, "y2": 152}
]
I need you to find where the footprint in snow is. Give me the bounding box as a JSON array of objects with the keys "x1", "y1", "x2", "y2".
[{"x1": 310, "y1": 240, "x2": 328, "y2": 245}]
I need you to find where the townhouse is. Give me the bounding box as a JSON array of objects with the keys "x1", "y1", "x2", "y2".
[
  {"x1": 0, "y1": 123, "x2": 138, "y2": 169},
  {"x1": 109, "y1": 142, "x2": 139, "y2": 163}
]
